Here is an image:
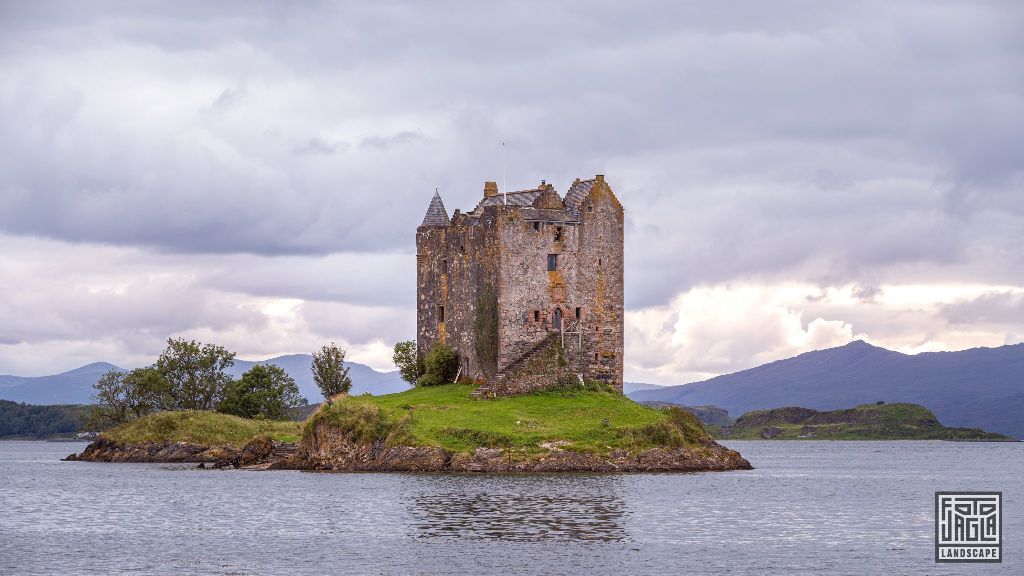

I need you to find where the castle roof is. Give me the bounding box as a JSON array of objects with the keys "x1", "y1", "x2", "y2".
[
  {"x1": 564, "y1": 178, "x2": 595, "y2": 219},
  {"x1": 473, "y1": 187, "x2": 546, "y2": 210},
  {"x1": 420, "y1": 191, "x2": 451, "y2": 227}
]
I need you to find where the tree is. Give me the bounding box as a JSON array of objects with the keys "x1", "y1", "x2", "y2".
[
  {"x1": 416, "y1": 343, "x2": 459, "y2": 387},
  {"x1": 392, "y1": 340, "x2": 422, "y2": 385},
  {"x1": 312, "y1": 342, "x2": 351, "y2": 402},
  {"x1": 89, "y1": 367, "x2": 168, "y2": 426},
  {"x1": 155, "y1": 338, "x2": 236, "y2": 411},
  {"x1": 218, "y1": 364, "x2": 307, "y2": 420}
]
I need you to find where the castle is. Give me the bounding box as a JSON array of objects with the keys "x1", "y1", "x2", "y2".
[{"x1": 416, "y1": 175, "x2": 624, "y2": 396}]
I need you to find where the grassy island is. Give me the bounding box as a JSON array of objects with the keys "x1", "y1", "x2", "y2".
[
  {"x1": 77, "y1": 384, "x2": 754, "y2": 472},
  {"x1": 309, "y1": 383, "x2": 710, "y2": 454},
  {"x1": 716, "y1": 402, "x2": 1014, "y2": 441},
  {"x1": 101, "y1": 410, "x2": 301, "y2": 447}
]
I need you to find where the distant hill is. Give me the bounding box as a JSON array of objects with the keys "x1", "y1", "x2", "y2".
[
  {"x1": 716, "y1": 403, "x2": 1013, "y2": 441},
  {"x1": 228, "y1": 354, "x2": 410, "y2": 402},
  {"x1": 0, "y1": 356, "x2": 409, "y2": 405},
  {"x1": 0, "y1": 400, "x2": 92, "y2": 438},
  {"x1": 623, "y1": 382, "x2": 664, "y2": 395},
  {"x1": 629, "y1": 341, "x2": 1024, "y2": 439},
  {"x1": 638, "y1": 402, "x2": 734, "y2": 427},
  {"x1": 0, "y1": 362, "x2": 121, "y2": 405}
]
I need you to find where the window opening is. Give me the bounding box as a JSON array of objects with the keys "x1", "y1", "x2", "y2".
[{"x1": 547, "y1": 254, "x2": 558, "y2": 271}]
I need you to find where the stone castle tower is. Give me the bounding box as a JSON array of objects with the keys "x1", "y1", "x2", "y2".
[{"x1": 416, "y1": 175, "x2": 624, "y2": 395}]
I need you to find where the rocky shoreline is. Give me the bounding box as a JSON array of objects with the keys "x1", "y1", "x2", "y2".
[{"x1": 65, "y1": 422, "x2": 752, "y2": 473}]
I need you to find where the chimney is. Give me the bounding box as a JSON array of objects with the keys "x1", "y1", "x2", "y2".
[
  {"x1": 595, "y1": 174, "x2": 605, "y2": 184},
  {"x1": 484, "y1": 181, "x2": 498, "y2": 198}
]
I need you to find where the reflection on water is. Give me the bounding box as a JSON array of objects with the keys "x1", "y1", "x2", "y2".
[
  {"x1": 408, "y1": 476, "x2": 627, "y2": 541},
  {"x1": 1, "y1": 440, "x2": 1021, "y2": 575}
]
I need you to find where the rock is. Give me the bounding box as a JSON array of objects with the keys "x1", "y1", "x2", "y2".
[
  {"x1": 292, "y1": 418, "x2": 753, "y2": 473},
  {"x1": 761, "y1": 426, "x2": 782, "y2": 439},
  {"x1": 236, "y1": 436, "x2": 274, "y2": 467}
]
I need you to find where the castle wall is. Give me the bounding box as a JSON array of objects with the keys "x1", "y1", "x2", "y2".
[
  {"x1": 417, "y1": 176, "x2": 624, "y2": 395},
  {"x1": 416, "y1": 210, "x2": 502, "y2": 382}
]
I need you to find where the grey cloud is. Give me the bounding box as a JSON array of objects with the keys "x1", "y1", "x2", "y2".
[
  {"x1": 941, "y1": 292, "x2": 1024, "y2": 326},
  {"x1": 0, "y1": 1, "x2": 1021, "y2": 310},
  {"x1": 294, "y1": 137, "x2": 348, "y2": 155}
]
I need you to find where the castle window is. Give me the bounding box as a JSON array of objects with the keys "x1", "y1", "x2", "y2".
[
  {"x1": 547, "y1": 254, "x2": 558, "y2": 271},
  {"x1": 438, "y1": 306, "x2": 445, "y2": 322},
  {"x1": 460, "y1": 245, "x2": 465, "y2": 254},
  {"x1": 598, "y1": 257, "x2": 602, "y2": 267},
  {"x1": 533, "y1": 221, "x2": 540, "y2": 231},
  {"x1": 575, "y1": 307, "x2": 581, "y2": 320},
  {"x1": 554, "y1": 226, "x2": 563, "y2": 241},
  {"x1": 442, "y1": 259, "x2": 448, "y2": 273},
  {"x1": 594, "y1": 352, "x2": 599, "y2": 361},
  {"x1": 533, "y1": 310, "x2": 540, "y2": 322}
]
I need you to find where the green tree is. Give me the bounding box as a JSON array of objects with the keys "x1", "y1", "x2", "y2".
[
  {"x1": 392, "y1": 340, "x2": 422, "y2": 385},
  {"x1": 155, "y1": 338, "x2": 236, "y2": 411},
  {"x1": 217, "y1": 364, "x2": 307, "y2": 420},
  {"x1": 416, "y1": 343, "x2": 459, "y2": 387},
  {"x1": 88, "y1": 367, "x2": 167, "y2": 426},
  {"x1": 312, "y1": 342, "x2": 352, "y2": 402}
]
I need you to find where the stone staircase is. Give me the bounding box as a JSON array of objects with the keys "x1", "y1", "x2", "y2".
[
  {"x1": 470, "y1": 385, "x2": 494, "y2": 399},
  {"x1": 471, "y1": 333, "x2": 561, "y2": 399},
  {"x1": 270, "y1": 442, "x2": 298, "y2": 460},
  {"x1": 498, "y1": 333, "x2": 561, "y2": 376}
]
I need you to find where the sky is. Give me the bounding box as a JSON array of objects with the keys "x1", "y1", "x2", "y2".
[{"x1": 1, "y1": 1, "x2": 1022, "y2": 383}]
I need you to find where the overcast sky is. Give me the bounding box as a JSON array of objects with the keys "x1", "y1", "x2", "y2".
[{"x1": 1, "y1": 1, "x2": 1022, "y2": 383}]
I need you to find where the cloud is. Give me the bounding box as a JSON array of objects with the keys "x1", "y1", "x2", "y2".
[{"x1": 0, "y1": 1, "x2": 1021, "y2": 379}]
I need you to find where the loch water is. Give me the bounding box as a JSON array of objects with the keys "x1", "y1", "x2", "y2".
[{"x1": 1, "y1": 440, "x2": 1020, "y2": 575}]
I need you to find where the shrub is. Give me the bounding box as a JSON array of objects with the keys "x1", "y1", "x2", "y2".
[
  {"x1": 217, "y1": 364, "x2": 307, "y2": 420},
  {"x1": 416, "y1": 343, "x2": 459, "y2": 387}
]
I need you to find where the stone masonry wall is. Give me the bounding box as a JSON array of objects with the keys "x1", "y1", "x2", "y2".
[{"x1": 417, "y1": 176, "x2": 624, "y2": 395}]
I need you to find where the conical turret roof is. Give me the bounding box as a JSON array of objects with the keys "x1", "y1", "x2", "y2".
[{"x1": 420, "y1": 191, "x2": 451, "y2": 227}]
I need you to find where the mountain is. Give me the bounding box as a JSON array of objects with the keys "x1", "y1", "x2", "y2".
[
  {"x1": 0, "y1": 356, "x2": 409, "y2": 405},
  {"x1": 623, "y1": 382, "x2": 664, "y2": 395},
  {"x1": 629, "y1": 340, "x2": 1024, "y2": 439},
  {"x1": 227, "y1": 354, "x2": 410, "y2": 402},
  {"x1": 0, "y1": 362, "x2": 122, "y2": 405}
]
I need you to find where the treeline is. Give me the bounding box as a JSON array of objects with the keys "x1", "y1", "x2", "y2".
[
  {"x1": 90, "y1": 338, "x2": 354, "y2": 427},
  {"x1": 0, "y1": 400, "x2": 91, "y2": 438}
]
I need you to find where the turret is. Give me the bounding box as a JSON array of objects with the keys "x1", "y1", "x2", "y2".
[{"x1": 420, "y1": 191, "x2": 451, "y2": 227}]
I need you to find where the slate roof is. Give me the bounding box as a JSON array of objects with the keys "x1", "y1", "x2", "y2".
[
  {"x1": 563, "y1": 178, "x2": 595, "y2": 219},
  {"x1": 420, "y1": 191, "x2": 451, "y2": 227},
  {"x1": 472, "y1": 188, "x2": 545, "y2": 211}
]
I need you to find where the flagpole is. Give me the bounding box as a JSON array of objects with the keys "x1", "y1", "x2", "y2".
[{"x1": 502, "y1": 141, "x2": 507, "y2": 205}]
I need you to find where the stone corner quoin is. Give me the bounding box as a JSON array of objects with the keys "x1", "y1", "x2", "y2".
[{"x1": 416, "y1": 175, "x2": 625, "y2": 396}]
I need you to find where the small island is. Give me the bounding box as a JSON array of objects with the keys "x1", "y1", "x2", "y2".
[
  {"x1": 70, "y1": 383, "x2": 752, "y2": 472},
  {"x1": 713, "y1": 402, "x2": 1015, "y2": 441}
]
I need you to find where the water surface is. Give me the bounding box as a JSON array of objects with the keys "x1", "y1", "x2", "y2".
[{"x1": 1, "y1": 440, "x2": 1019, "y2": 575}]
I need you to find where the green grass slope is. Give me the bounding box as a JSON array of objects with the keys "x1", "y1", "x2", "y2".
[
  {"x1": 308, "y1": 384, "x2": 710, "y2": 454},
  {"x1": 102, "y1": 411, "x2": 301, "y2": 447},
  {"x1": 717, "y1": 402, "x2": 1014, "y2": 440}
]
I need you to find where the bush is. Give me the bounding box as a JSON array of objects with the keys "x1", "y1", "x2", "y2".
[
  {"x1": 416, "y1": 343, "x2": 459, "y2": 387},
  {"x1": 217, "y1": 364, "x2": 307, "y2": 420}
]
